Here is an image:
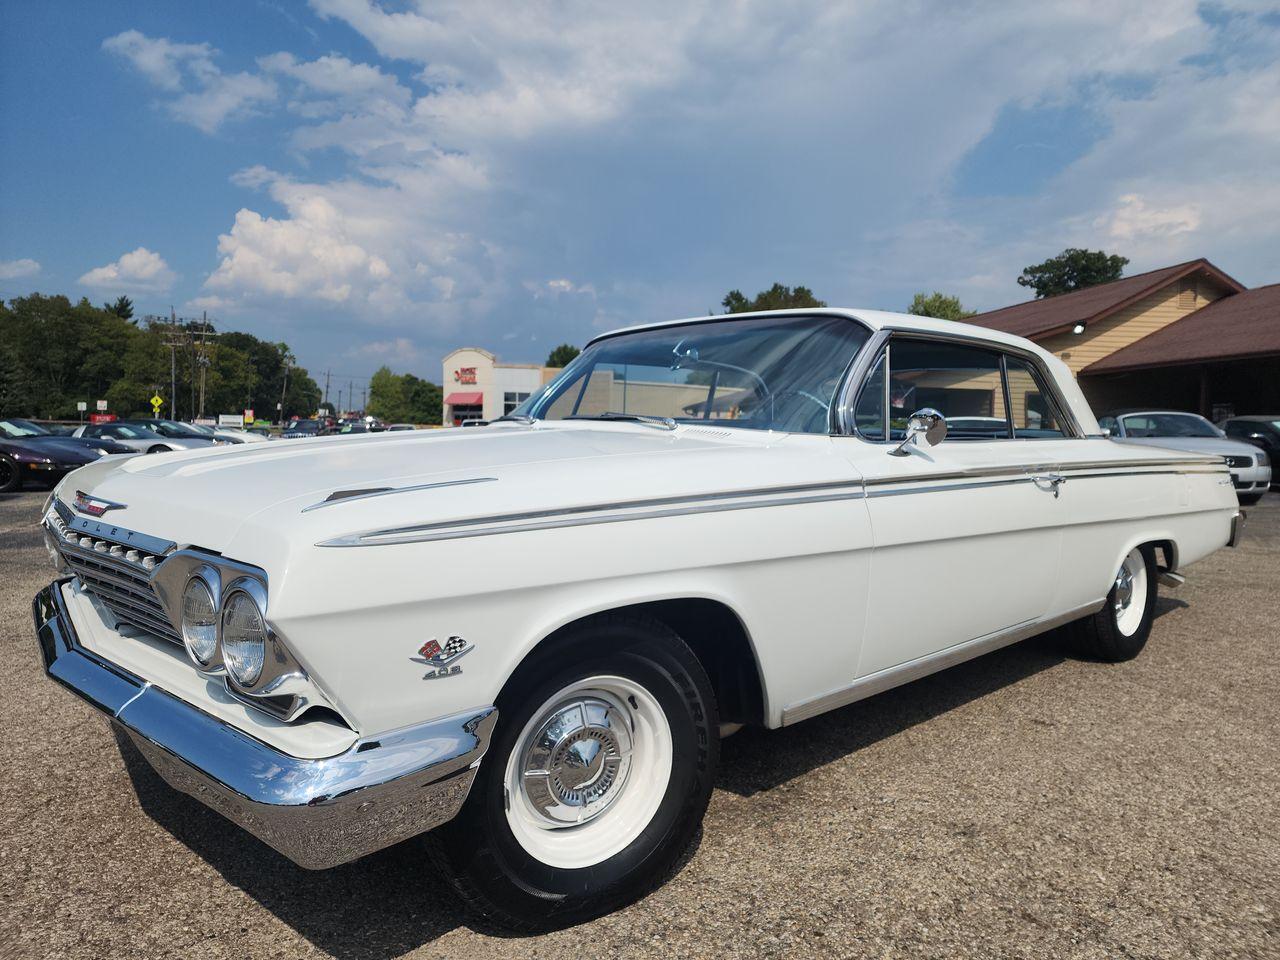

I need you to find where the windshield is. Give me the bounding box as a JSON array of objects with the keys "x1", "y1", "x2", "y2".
[
  {"x1": 101, "y1": 425, "x2": 157, "y2": 439},
  {"x1": 289, "y1": 419, "x2": 320, "y2": 430},
  {"x1": 521, "y1": 315, "x2": 870, "y2": 433},
  {"x1": 146, "y1": 419, "x2": 206, "y2": 439},
  {"x1": 0, "y1": 418, "x2": 50, "y2": 438},
  {"x1": 1120, "y1": 413, "x2": 1219, "y2": 438}
]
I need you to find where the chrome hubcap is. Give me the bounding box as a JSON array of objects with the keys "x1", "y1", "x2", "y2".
[
  {"x1": 1114, "y1": 563, "x2": 1134, "y2": 614},
  {"x1": 518, "y1": 697, "x2": 633, "y2": 826}
]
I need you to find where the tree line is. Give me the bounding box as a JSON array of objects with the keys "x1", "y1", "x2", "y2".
[{"x1": 0, "y1": 293, "x2": 321, "y2": 421}]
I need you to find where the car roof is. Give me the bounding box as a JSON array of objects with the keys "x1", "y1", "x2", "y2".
[
  {"x1": 589, "y1": 307, "x2": 1056, "y2": 354},
  {"x1": 1223, "y1": 414, "x2": 1280, "y2": 421},
  {"x1": 1100, "y1": 409, "x2": 1210, "y2": 419}
]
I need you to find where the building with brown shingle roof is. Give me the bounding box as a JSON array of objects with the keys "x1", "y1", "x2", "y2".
[{"x1": 967, "y1": 259, "x2": 1279, "y2": 419}]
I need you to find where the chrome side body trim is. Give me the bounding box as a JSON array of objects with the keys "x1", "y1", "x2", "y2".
[
  {"x1": 301, "y1": 476, "x2": 499, "y2": 513},
  {"x1": 780, "y1": 600, "x2": 1105, "y2": 725},
  {"x1": 33, "y1": 580, "x2": 496, "y2": 870},
  {"x1": 318, "y1": 480, "x2": 869, "y2": 547},
  {"x1": 321, "y1": 460, "x2": 1228, "y2": 547}
]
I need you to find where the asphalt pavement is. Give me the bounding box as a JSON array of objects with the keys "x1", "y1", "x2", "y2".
[{"x1": 2, "y1": 489, "x2": 1277, "y2": 959}]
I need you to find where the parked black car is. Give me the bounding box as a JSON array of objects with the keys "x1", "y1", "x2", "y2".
[
  {"x1": 282, "y1": 418, "x2": 326, "y2": 439},
  {"x1": 0, "y1": 433, "x2": 102, "y2": 493},
  {"x1": 0, "y1": 418, "x2": 135, "y2": 457},
  {"x1": 117, "y1": 418, "x2": 222, "y2": 445},
  {"x1": 1221, "y1": 416, "x2": 1280, "y2": 488}
]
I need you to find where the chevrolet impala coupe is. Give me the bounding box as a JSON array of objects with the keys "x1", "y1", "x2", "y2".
[{"x1": 34, "y1": 308, "x2": 1243, "y2": 929}]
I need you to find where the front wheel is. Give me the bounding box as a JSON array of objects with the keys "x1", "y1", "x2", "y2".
[
  {"x1": 0, "y1": 454, "x2": 21, "y2": 493},
  {"x1": 146, "y1": 444, "x2": 170, "y2": 454},
  {"x1": 431, "y1": 613, "x2": 718, "y2": 931},
  {"x1": 1238, "y1": 492, "x2": 1264, "y2": 505},
  {"x1": 1068, "y1": 545, "x2": 1157, "y2": 661}
]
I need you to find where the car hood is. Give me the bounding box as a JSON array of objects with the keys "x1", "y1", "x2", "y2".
[
  {"x1": 56, "y1": 422, "x2": 853, "y2": 563},
  {"x1": 3, "y1": 436, "x2": 98, "y2": 464},
  {"x1": 1116, "y1": 436, "x2": 1261, "y2": 458}
]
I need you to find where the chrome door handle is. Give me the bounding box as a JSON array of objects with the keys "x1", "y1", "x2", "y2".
[{"x1": 1032, "y1": 473, "x2": 1067, "y2": 498}]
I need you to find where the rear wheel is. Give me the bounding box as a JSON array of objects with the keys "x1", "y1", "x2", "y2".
[
  {"x1": 1068, "y1": 545, "x2": 1157, "y2": 661},
  {"x1": 146, "y1": 445, "x2": 170, "y2": 454},
  {"x1": 0, "y1": 454, "x2": 20, "y2": 492},
  {"x1": 431, "y1": 613, "x2": 718, "y2": 931}
]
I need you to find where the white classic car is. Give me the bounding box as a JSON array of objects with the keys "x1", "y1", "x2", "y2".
[{"x1": 34, "y1": 308, "x2": 1243, "y2": 929}]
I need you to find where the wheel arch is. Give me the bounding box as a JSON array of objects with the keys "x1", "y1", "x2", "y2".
[{"x1": 499, "y1": 594, "x2": 767, "y2": 728}]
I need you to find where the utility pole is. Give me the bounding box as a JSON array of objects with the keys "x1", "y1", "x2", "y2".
[
  {"x1": 279, "y1": 350, "x2": 294, "y2": 423},
  {"x1": 323, "y1": 368, "x2": 331, "y2": 408},
  {"x1": 160, "y1": 308, "x2": 183, "y2": 422},
  {"x1": 362, "y1": 384, "x2": 367, "y2": 414}
]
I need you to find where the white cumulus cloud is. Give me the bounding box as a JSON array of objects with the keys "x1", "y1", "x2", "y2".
[
  {"x1": 78, "y1": 247, "x2": 177, "y2": 292},
  {"x1": 0, "y1": 258, "x2": 41, "y2": 280}
]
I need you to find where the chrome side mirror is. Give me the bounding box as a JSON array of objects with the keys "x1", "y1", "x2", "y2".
[{"x1": 889, "y1": 407, "x2": 946, "y2": 456}]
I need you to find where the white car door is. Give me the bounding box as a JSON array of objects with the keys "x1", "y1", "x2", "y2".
[{"x1": 842, "y1": 336, "x2": 1082, "y2": 678}]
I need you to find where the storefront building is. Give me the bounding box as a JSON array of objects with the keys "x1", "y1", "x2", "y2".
[
  {"x1": 441, "y1": 348, "x2": 559, "y2": 426},
  {"x1": 969, "y1": 259, "x2": 1280, "y2": 420}
]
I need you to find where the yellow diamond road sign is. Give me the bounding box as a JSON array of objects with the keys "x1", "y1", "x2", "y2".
[{"x1": 150, "y1": 394, "x2": 164, "y2": 411}]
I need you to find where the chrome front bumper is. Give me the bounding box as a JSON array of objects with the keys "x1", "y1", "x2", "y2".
[{"x1": 33, "y1": 580, "x2": 496, "y2": 869}]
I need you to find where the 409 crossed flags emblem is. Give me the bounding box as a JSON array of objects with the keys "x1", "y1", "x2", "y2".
[{"x1": 411, "y1": 635, "x2": 473, "y2": 679}]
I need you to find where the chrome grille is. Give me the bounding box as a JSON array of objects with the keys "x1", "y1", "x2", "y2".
[
  {"x1": 1225, "y1": 455, "x2": 1252, "y2": 469},
  {"x1": 46, "y1": 511, "x2": 179, "y2": 644}
]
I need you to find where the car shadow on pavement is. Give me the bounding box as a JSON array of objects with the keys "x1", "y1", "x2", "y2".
[
  {"x1": 113, "y1": 725, "x2": 707, "y2": 952},
  {"x1": 719, "y1": 596, "x2": 1189, "y2": 798},
  {"x1": 718, "y1": 627, "x2": 1078, "y2": 798},
  {"x1": 112, "y1": 727, "x2": 467, "y2": 958}
]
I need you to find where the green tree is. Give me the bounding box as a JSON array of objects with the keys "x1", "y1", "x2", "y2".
[
  {"x1": 1017, "y1": 248, "x2": 1129, "y2": 299},
  {"x1": 0, "y1": 294, "x2": 138, "y2": 417},
  {"x1": 907, "y1": 291, "x2": 975, "y2": 321},
  {"x1": 367, "y1": 366, "x2": 408, "y2": 422},
  {"x1": 367, "y1": 366, "x2": 444, "y2": 424},
  {"x1": 103, "y1": 295, "x2": 134, "y2": 321},
  {"x1": 546, "y1": 343, "x2": 580, "y2": 368},
  {"x1": 722, "y1": 283, "x2": 825, "y2": 313}
]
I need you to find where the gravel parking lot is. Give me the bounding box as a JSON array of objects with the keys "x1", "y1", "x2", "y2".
[{"x1": 2, "y1": 489, "x2": 1277, "y2": 960}]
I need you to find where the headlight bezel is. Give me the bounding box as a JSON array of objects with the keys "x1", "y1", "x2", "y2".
[{"x1": 151, "y1": 550, "x2": 334, "y2": 721}]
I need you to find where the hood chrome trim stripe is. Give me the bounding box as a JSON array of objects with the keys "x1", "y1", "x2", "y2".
[{"x1": 301, "y1": 477, "x2": 498, "y2": 513}]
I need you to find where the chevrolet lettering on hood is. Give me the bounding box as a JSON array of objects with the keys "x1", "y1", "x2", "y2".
[{"x1": 30, "y1": 307, "x2": 1244, "y2": 931}]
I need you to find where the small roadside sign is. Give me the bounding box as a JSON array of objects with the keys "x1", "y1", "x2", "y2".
[
  {"x1": 76, "y1": 401, "x2": 87, "y2": 412},
  {"x1": 243, "y1": 408, "x2": 254, "y2": 424},
  {"x1": 150, "y1": 394, "x2": 164, "y2": 415},
  {"x1": 96, "y1": 400, "x2": 108, "y2": 411},
  {"x1": 218, "y1": 414, "x2": 242, "y2": 428}
]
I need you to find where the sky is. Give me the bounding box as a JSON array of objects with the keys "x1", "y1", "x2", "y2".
[{"x1": 2, "y1": 1, "x2": 1279, "y2": 388}]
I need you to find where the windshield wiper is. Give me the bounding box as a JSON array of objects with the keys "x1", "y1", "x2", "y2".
[{"x1": 567, "y1": 412, "x2": 677, "y2": 431}]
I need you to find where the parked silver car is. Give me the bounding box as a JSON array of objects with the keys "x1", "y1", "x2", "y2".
[
  {"x1": 72, "y1": 422, "x2": 209, "y2": 454},
  {"x1": 1099, "y1": 410, "x2": 1271, "y2": 504}
]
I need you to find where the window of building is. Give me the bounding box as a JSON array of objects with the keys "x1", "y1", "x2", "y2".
[
  {"x1": 503, "y1": 392, "x2": 531, "y2": 415},
  {"x1": 450, "y1": 404, "x2": 484, "y2": 426}
]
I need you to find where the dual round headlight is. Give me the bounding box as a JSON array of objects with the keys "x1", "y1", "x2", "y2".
[{"x1": 180, "y1": 575, "x2": 267, "y2": 687}]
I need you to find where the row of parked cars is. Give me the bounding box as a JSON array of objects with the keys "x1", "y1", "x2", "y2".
[
  {"x1": 0, "y1": 417, "x2": 269, "y2": 492},
  {"x1": 1099, "y1": 410, "x2": 1275, "y2": 504}
]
